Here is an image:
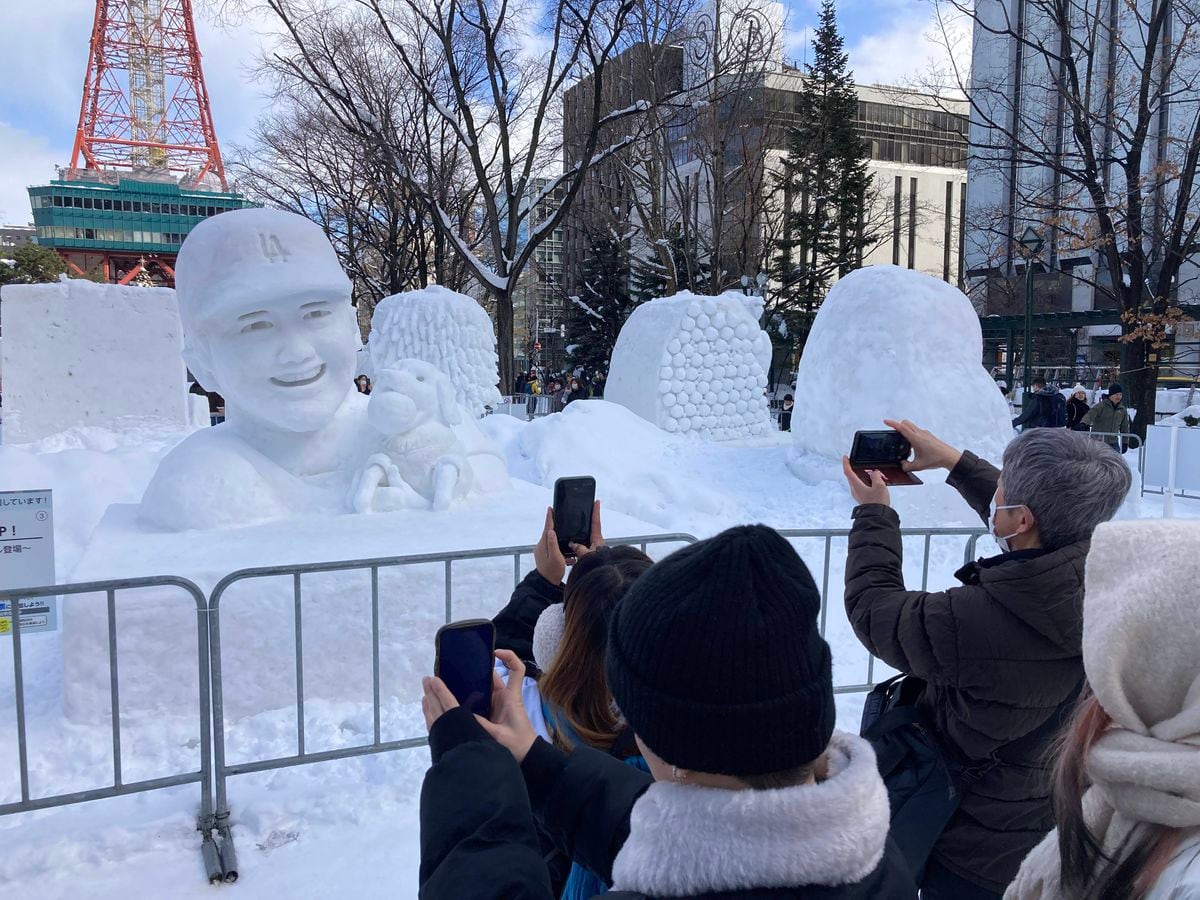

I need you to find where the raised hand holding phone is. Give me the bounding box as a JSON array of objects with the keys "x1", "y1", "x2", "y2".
[{"x1": 883, "y1": 419, "x2": 963, "y2": 473}]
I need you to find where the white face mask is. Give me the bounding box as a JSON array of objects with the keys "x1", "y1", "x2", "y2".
[{"x1": 989, "y1": 499, "x2": 1026, "y2": 553}]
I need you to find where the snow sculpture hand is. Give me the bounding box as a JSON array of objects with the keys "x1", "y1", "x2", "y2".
[{"x1": 351, "y1": 360, "x2": 474, "y2": 514}]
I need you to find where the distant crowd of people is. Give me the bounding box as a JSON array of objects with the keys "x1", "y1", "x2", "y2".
[
  {"x1": 416, "y1": 422, "x2": 1199, "y2": 900},
  {"x1": 514, "y1": 368, "x2": 607, "y2": 413},
  {"x1": 1012, "y1": 378, "x2": 1133, "y2": 452}
]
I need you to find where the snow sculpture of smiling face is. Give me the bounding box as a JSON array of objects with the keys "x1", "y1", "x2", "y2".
[{"x1": 176, "y1": 209, "x2": 358, "y2": 433}]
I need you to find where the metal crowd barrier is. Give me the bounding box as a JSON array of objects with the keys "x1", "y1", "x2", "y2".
[
  {"x1": 0, "y1": 576, "x2": 220, "y2": 876},
  {"x1": 776, "y1": 527, "x2": 987, "y2": 694},
  {"x1": 203, "y1": 533, "x2": 698, "y2": 879},
  {"x1": 0, "y1": 525, "x2": 991, "y2": 886}
]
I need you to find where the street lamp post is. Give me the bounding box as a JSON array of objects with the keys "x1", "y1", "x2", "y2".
[{"x1": 1019, "y1": 226, "x2": 1045, "y2": 412}]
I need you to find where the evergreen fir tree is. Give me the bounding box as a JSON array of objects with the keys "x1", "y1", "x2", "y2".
[
  {"x1": 565, "y1": 230, "x2": 636, "y2": 373},
  {"x1": 772, "y1": 0, "x2": 872, "y2": 347}
]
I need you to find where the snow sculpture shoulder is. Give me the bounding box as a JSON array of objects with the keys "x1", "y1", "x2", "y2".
[
  {"x1": 369, "y1": 286, "x2": 501, "y2": 416},
  {"x1": 605, "y1": 291, "x2": 773, "y2": 441},
  {"x1": 792, "y1": 265, "x2": 1013, "y2": 463},
  {"x1": 139, "y1": 209, "x2": 506, "y2": 531}
]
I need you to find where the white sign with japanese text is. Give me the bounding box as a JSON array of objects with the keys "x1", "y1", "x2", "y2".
[{"x1": 0, "y1": 490, "x2": 57, "y2": 635}]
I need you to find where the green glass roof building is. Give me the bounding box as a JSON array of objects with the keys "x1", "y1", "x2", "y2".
[{"x1": 27, "y1": 176, "x2": 255, "y2": 286}]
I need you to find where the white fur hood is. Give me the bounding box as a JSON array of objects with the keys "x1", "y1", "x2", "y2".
[{"x1": 610, "y1": 731, "x2": 891, "y2": 896}]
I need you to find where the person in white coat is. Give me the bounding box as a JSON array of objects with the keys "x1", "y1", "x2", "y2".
[{"x1": 1005, "y1": 519, "x2": 1200, "y2": 900}]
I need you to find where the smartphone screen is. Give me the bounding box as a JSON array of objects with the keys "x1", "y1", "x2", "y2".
[
  {"x1": 852, "y1": 430, "x2": 911, "y2": 466},
  {"x1": 553, "y1": 476, "x2": 596, "y2": 556},
  {"x1": 434, "y1": 620, "x2": 495, "y2": 718}
]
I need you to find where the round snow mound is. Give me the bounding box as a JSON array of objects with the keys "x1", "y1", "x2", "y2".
[
  {"x1": 368, "y1": 286, "x2": 501, "y2": 416},
  {"x1": 792, "y1": 266, "x2": 1013, "y2": 463},
  {"x1": 605, "y1": 291, "x2": 773, "y2": 441}
]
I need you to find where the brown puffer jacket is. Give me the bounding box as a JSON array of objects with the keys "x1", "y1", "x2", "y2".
[{"x1": 844, "y1": 451, "x2": 1086, "y2": 894}]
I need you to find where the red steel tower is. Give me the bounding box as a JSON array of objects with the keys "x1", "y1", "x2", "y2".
[{"x1": 70, "y1": 0, "x2": 228, "y2": 190}]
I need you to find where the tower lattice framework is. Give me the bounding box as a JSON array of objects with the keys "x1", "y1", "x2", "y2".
[{"x1": 70, "y1": 0, "x2": 227, "y2": 190}]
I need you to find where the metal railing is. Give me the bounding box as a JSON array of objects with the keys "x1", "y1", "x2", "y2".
[
  {"x1": 490, "y1": 394, "x2": 562, "y2": 419},
  {"x1": 204, "y1": 533, "x2": 698, "y2": 881},
  {"x1": 0, "y1": 576, "x2": 219, "y2": 877},
  {"x1": 776, "y1": 527, "x2": 987, "y2": 695},
  {"x1": 0, "y1": 524, "x2": 992, "y2": 886}
]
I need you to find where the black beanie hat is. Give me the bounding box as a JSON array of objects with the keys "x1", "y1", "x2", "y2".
[
  {"x1": 606, "y1": 524, "x2": 835, "y2": 776},
  {"x1": 1107, "y1": 382, "x2": 1124, "y2": 395}
]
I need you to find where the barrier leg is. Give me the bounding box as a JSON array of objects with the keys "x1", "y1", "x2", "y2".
[
  {"x1": 201, "y1": 826, "x2": 223, "y2": 884},
  {"x1": 217, "y1": 814, "x2": 239, "y2": 883}
]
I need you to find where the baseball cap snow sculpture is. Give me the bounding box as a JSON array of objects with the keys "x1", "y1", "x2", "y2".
[
  {"x1": 605, "y1": 291, "x2": 774, "y2": 440},
  {"x1": 139, "y1": 208, "x2": 507, "y2": 530}
]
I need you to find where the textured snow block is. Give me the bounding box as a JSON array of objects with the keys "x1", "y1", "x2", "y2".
[
  {"x1": 0, "y1": 279, "x2": 188, "y2": 443},
  {"x1": 792, "y1": 266, "x2": 1012, "y2": 463},
  {"x1": 606, "y1": 291, "x2": 773, "y2": 440},
  {"x1": 368, "y1": 286, "x2": 501, "y2": 416}
]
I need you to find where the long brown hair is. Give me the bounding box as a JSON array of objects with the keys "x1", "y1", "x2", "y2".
[
  {"x1": 1053, "y1": 691, "x2": 1184, "y2": 899},
  {"x1": 538, "y1": 546, "x2": 652, "y2": 752}
]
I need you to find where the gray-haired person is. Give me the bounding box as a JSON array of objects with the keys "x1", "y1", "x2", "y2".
[{"x1": 840, "y1": 423, "x2": 1132, "y2": 900}]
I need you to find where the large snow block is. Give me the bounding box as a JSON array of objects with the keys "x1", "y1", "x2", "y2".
[
  {"x1": 0, "y1": 279, "x2": 188, "y2": 443},
  {"x1": 368, "y1": 286, "x2": 501, "y2": 416},
  {"x1": 606, "y1": 291, "x2": 773, "y2": 440},
  {"x1": 792, "y1": 266, "x2": 1012, "y2": 463}
]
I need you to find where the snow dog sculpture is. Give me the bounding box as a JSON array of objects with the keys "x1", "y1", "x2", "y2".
[
  {"x1": 792, "y1": 265, "x2": 1013, "y2": 464},
  {"x1": 368, "y1": 286, "x2": 502, "y2": 417},
  {"x1": 139, "y1": 208, "x2": 507, "y2": 530},
  {"x1": 605, "y1": 291, "x2": 773, "y2": 440},
  {"x1": 351, "y1": 360, "x2": 475, "y2": 513}
]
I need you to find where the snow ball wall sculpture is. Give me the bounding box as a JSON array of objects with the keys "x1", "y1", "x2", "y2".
[
  {"x1": 792, "y1": 265, "x2": 1013, "y2": 464},
  {"x1": 605, "y1": 291, "x2": 773, "y2": 440},
  {"x1": 369, "y1": 285, "x2": 502, "y2": 417}
]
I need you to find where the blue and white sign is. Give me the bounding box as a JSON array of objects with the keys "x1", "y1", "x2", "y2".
[{"x1": 0, "y1": 489, "x2": 57, "y2": 635}]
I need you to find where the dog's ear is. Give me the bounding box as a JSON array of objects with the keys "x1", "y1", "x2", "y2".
[{"x1": 436, "y1": 374, "x2": 462, "y2": 425}]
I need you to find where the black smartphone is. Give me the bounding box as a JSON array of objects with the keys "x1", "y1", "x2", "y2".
[
  {"x1": 553, "y1": 476, "x2": 596, "y2": 556},
  {"x1": 849, "y1": 430, "x2": 922, "y2": 486},
  {"x1": 434, "y1": 619, "x2": 496, "y2": 718},
  {"x1": 850, "y1": 430, "x2": 911, "y2": 466}
]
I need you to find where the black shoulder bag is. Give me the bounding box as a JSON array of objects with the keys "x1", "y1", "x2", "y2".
[
  {"x1": 861, "y1": 674, "x2": 1083, "y2": 882},
  {"x1": 859, "y1": 674, "x2": 995, "y2": 881}
]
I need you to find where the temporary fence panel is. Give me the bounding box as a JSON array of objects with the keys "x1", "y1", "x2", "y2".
[
  {"x1": 0, "y1": 576, "x2": 222, "y2": 879},
  {"x1": 0, "y1": 524, "x2": 996, "y2": 887},
  {"x1": 205, "y1": 533, "x2": 699, "y2": 881}
]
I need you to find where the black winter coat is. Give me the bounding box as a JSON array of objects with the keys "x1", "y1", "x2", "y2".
[
  {"x1": 844, "y1": 451, "x2": 1086, "y2": 893},
  {"x1": 493, "y1": 570, "x2": 562, "y2": 676},
  {"x1": 419, "y1": 709, "x2": 917, "y2": 900},
  {"x1": 1066, "y1": 396, "x2": 1090, "y2": 430}
]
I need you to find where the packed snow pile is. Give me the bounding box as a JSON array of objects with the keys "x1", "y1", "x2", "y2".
[
  {"x1": 506, "y1": 399, "x2": 737, "y2": 529},
  {"x1": 368, "y1": 286, "x2": 501, "y2": 416},
  {"x1": 791, "y1": 266, "x2": 1013, "y2": 464},
  {"x1": 605, "y1": 291, "x2": 773, "y2": 440},
  {"x1": 0, "y1": 278, "x2": 189, "y2": 443}
]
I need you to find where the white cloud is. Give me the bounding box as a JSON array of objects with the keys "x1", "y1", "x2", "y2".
[
  {"x1": 847, "y1": 6, "x2": 972, "y2": 93},
  {"x1": 0, "y1": 124, "x2": 61, "y2": 225},
  {"x1": 0, "y1": 0, "x2": 272, "y2": 213}
]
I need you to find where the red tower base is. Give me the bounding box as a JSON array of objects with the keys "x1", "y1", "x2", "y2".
[{"x1": 58, "y1": 249, "x2": 178, "y2": 287}]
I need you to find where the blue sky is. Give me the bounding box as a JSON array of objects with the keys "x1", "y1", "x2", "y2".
[{"x1": 0, "y1": 0, "x2": 967, "y2": 224}]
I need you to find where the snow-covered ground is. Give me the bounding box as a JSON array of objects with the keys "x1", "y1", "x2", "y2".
[{"x1": 1, "y1": 404, "x2": 1195, "y2": 898}]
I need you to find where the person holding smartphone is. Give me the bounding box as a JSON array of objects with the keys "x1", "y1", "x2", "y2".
[
  {"x1": 840, "y1": 422, "x2": 1131, "y2": 899},
  {"x1": 419, "y1": 525, "x2": 916, "y2": 899},
  {"x1": 488, "y1": 502, "x2": 655, "y2": 897}
]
